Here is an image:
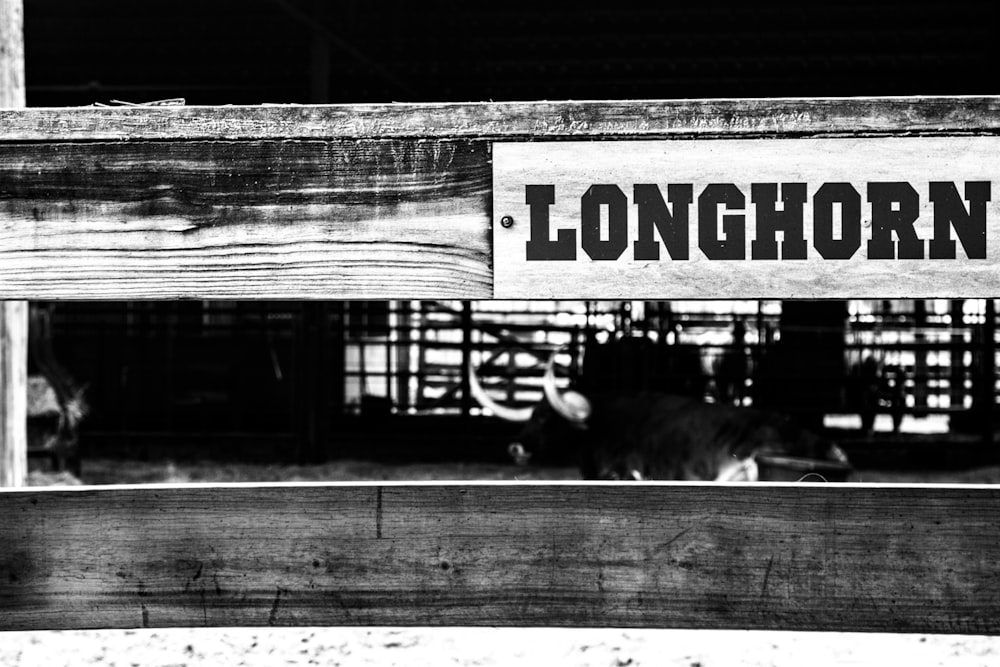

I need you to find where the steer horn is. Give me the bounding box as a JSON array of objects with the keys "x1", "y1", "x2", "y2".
[
  {"x1": 542, "y1": 351, "x2": 592, "y2": 426},
  {"x1": 467, "y1": 358, "x2": 533, "y2": 422}
]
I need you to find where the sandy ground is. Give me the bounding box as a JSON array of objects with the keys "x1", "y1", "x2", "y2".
[
  {"x1": 7, "y1": 458, "x2": 1000, "y2": 666},
  {"x1": 3, "y1": 627, "x2": 1000, "y2": 667}
]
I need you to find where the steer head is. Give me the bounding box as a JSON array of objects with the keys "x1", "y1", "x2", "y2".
[{"x1": 468, "y1": 351, "x2": 592, "y2": 467}]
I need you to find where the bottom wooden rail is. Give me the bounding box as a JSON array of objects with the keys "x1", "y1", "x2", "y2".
[{"x1": 1, "y1": 482, "x2": 998, "y2": 634}]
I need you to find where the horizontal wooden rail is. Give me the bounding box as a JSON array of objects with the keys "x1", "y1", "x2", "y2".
[
  {"x1": 1, "y1": 482, "x2": 999, "y2": 634},
  {"x1": 0, "y1": 96, "x2": 997, "y2": 299},
  {"x1": 0, "y1": 137, "x2": 492, "y2": 299},
  {"x1": 3, "y1": 97, "x2": 1000, "y2": 141}
]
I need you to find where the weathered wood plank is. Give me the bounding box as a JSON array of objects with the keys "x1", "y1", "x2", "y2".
[
  {"x1": 1, "y1": 97, "x2": 999, "y2": 141},
  {"x1": 1, "y1": 482, "x2": 999, "y2": 634},
  {"x1": 0, "y1": 301, "x2": 26, "y2": 487},
  {"x1": 0, "y1": 0, "x2": 27, "y2": 487},
  {"x1": 493, "y1": 137, "x2": 1000, "y2": 299},
  {"x1": 0, "y1": 139, "x2": 491, "y2": 299},
  {"x1": 0, "y1": 0, "x2": 24, "y2": 110}
]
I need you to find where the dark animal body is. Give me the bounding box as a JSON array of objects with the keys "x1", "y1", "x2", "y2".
[
  {"x1": 516, "y1": 392, "x2": 846, "y2": 481},
  {"x1": 471, "y1": 353, "x2": 849, "y2": 481}
]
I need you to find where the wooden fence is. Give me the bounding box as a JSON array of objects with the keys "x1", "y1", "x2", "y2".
[
  {"x1": 2, "y1": 97, "x2": 1000, "y2": 634},
  {"x1": 2, "y1": 482, "x2": 1000, "y2": 634}
]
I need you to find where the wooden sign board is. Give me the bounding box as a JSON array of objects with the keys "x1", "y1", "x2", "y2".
[{"x1": 493, "y1": 137, "x2": 997, "y2": 299}]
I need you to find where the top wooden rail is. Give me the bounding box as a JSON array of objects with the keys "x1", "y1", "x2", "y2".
[
  {"x1": 0, "y1": 96, "x2": 997, "y2": 300},
  {"x1": 2, "y1": 97, "x2": 1000, "y2": 140}
]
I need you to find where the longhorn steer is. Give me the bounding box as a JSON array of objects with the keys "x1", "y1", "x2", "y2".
[{"x1": 470, "y1": 353, "x2": 849, "y2": 481}]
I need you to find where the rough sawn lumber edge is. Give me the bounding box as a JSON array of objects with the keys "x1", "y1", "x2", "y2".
[
  {"x1": 1, "y1": 96, "x2": 999, "y2": 141},
  {"x1": 1, "y1": 481, "x2": 999, "y2": 634}
]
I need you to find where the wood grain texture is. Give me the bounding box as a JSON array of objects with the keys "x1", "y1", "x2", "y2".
[
  {"x1": 0, "y1": 301, "x2": 26, "y2": 487},
  {"x1": 1, "y1": 97, "x2": 999, "y2": 140},
  {"x1": 0, "y1": 139, "x2": 491, "y2": 299},
  {"x1": 0, "y1": 0, "x2": 27, "y2": 486},
  {"x1": 0, "y1": 0, "x2": 24, "y2": 110},
  {"x1": 494, "y1": 137, "x2": 1000, "y2": 299},
  {"x1": 1, "y1": 482, "x2": 999, "y2": 634}
]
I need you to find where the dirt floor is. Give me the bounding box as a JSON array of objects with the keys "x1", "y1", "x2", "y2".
[
  {"x1": 4, "y1": 627, "x2": 1000, "y2": 667},
  {"x1": 31, "y1": 456, "x2": 1000, "y2": 485},
  {"x1": 7, "y1": 457, "x2": 1000, "y2": 666}
]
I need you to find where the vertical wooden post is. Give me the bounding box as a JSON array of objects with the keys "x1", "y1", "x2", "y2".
[
  {"x1": 0, "y1": 0, "x2": 24, "y2": 108},
  {"x1": 0, "y1": 302, "x2": 26, "y2": 486},
  {"x1": 0, "y1": 0, "x2": 27, "y2": 487}
]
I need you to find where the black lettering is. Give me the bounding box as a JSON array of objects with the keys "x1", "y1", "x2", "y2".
[
  {"x1": 698, "y1": 183, "x2": 745, "y2": 260},
  {"x1": 928, "y1": 181, "x2": 990, "y2": 259},
  {"x1": 751, "y1": 183, "x2": 808, "y2": 260},
  {"x1": 525, "y1": 184, "x2": 575, "y2": 261},
  {"x1": 867, "y1": 182, "x2": 923, "y2": 259},
  {"x1": 581, "y1": 185, "x2": 628, "y2": 261},
  {"x1": 813, "y1": 183, "x2": 862, "y2": 260},
  {"x1": 632, "y1": 184, "x2": 692, "y2": 261}
]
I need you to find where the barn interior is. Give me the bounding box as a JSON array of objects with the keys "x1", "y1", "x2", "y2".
[
  {"x1": 18, "y1": 0, "x2": 1000, "y2": 479},
  {"x1": 27, "y1": 298, "x2": 1000, "y2": 477}
]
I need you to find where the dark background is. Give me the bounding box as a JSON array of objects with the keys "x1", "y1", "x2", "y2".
[{"x1": 25, "y1": 1, "x2": 999, "y2": 106}]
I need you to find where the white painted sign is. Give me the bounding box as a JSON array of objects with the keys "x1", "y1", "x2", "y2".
[{"x1": 492, "y1": 138, "x2": 998, "y2": 298}]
